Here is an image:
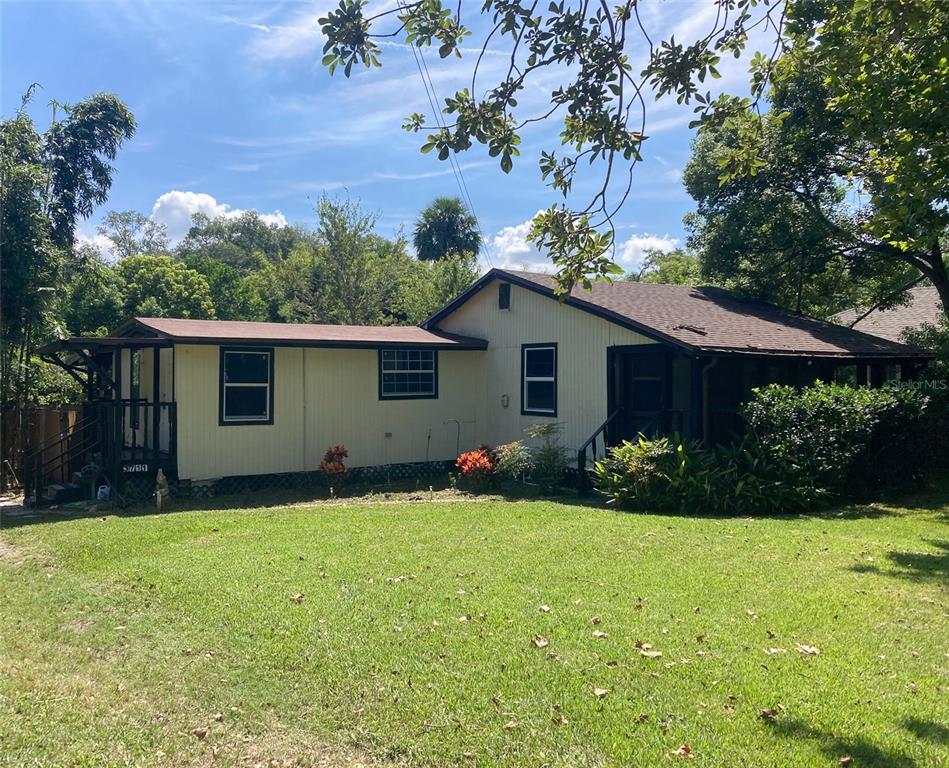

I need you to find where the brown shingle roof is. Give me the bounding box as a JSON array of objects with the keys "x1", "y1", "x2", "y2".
[
  {"x1": 428, "y1": 269, "x2": 929, "y2": 359},
  {"x1": 832, "y1": 287, "x2": 943, "y2": 343},
  {"x1": 126, "y1": 317, "x2": 487, "y2": 349}
]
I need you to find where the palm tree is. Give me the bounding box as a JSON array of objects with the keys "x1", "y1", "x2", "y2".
[{"x1": 412, "y1": 197, "x2": 481, "y2": 261}]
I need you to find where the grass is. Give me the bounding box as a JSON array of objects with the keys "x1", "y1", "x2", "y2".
[{"x1": 1, "y1": 485, "x2": 947, "y2": 768}]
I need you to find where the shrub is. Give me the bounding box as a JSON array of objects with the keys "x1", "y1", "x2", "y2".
[
  {"x1": 495, "y1": 441, "x2": 533, "y2": 483},
  {"x1": 320, "y1": 445, "x2": 351, "y2": 489},
  {"x1": 455, "y1": 445, "x2": 497, "y2": 489},
  {"x1": 594, "y1": 382, "x2": 930, "y2": 515},
  {"x1": 527, "y1": 423, "x2": 567, "y2": 494},
  {"x1": 743, "y1": 382, "x2": 930, "y2": 497}
]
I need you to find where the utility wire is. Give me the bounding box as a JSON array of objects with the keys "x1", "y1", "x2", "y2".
[{"x1": 397, "y1": 3, "x2": 493, "y2": 267}]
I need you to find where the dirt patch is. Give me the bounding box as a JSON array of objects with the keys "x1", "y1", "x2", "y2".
[{"x1": 0, "y1": 536, "x2": 24, "y2": 564}]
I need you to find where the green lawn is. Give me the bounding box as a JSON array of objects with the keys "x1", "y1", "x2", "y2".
[{"x1": 1, "y1": 487, "x2": 947, "y2": 768}]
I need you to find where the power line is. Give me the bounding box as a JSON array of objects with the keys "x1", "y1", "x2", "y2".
[{"x1": 397, "y1": 3, "x2": 492, "y2": 267}]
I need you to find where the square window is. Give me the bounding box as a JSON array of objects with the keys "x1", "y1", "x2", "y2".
[{"x1": 379, "y1": 349, "x2": 437, "y2": 399}]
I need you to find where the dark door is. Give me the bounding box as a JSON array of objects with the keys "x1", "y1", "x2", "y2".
[{"x1": 609, "y1": 347, "x2": 669, "y2": 443}]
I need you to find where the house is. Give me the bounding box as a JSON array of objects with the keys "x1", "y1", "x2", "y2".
[
  {"x1": 33, "y1": 268, "x2": 930, "y2": 502},
  {"x1": 833, "y1": 286, "x2": 944, "y2": 343}
]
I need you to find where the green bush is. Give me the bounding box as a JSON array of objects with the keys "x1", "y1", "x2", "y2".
[
  {"x1": 592, "y1": 436, "x2": 805, "y2": 515},
  {"x1": 495, "y1": 441, "x2": 533, "y2": 483},
  {"x1": 594, "y1": 382, "x2": 930, "y2": 515},
  {"x1": 527, "y1": 423, "x2": 567, "y2": 494},
  {"x1": 743, "y1": 382, "x2": 929, "y2": 497}
]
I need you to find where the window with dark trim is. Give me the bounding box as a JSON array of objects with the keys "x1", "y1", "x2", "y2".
[
  {"x1": 498, "y1": 282, "x2": 511, "y2": 310},
  {"x1": 522, "y1": 344, "x2": 557, "y2": 415},
  {"x1": 219, "y1": 348, "x2": 274, "y2": 425},
  {"x1": 379, "y1": 348, "x2": 437, "y2": 399}
]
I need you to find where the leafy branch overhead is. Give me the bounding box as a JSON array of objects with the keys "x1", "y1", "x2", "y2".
[
  {"x1": 319, "y1": 0, "x2": 790, "y2": 289},
  {"x1": 319, "y1": 0, "x2": 948, "y2": 309}
]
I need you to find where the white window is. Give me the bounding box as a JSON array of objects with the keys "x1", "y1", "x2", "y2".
[
  {"x1": 220, "y1": 348, "x2": 273, "y2": 424},
  {"x1": 379, "y1": 349, "x2": 437, "y2": 399},
  {"x1": 522, "y1": 344, "x2": 557, "y2": 415}
]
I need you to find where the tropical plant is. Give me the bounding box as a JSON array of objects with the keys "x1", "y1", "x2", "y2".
[
  {"x1": 526, "y1": 423, "x2": 567, "y2": 494},
  {"x1": 320, "y1": 445, "x2": 352, "y2": 490},
  {"x1": 494, "y1": 440, "x2": 533, "y2": 483},
  {"x1": 455, "y1": 445, "x2": 496, "y2": 489},
  {"x1": 413, "y1": 197, "x2": 481, "y2": 261}
]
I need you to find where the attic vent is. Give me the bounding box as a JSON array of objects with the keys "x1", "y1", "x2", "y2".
[
  {"x1": 498, "y1": 282, "x2": 511, "y2": 310},
  {"x1": 672, "y1": 324, "x2": 708, "y2": 336}
]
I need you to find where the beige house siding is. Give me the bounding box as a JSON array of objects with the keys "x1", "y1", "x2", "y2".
[
  {"x1": 174, "y1": 344, "x2": 482, "y2": 481},
  {"x1": 434, "y1": 278, "x2": 658, "y2": 451}
]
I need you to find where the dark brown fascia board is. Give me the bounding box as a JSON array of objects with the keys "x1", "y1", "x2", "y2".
[
  {"x1": 422, "y1": 268, "x2": 693, "y2": 351},
  {"x1": 167, "y1": 336, "x2": 488, "y2": 350}
]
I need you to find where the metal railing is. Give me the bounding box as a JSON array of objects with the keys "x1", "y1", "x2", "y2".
[{"x1": 576, "y1": 407, "x2": 623, "y2": 494}]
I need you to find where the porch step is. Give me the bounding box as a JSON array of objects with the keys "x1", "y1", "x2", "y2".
[{"x1": 44, "y1": 482, "x2": 84, "y2": 504}]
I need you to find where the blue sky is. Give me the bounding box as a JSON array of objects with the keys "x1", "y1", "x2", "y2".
[{"x1": 2, "y1": 0, "x2": 762, "y2": 271}]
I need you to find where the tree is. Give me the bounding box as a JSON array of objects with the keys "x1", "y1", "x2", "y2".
[
  {"x1": 697, "y1": 0, "x2": 948, "y2": 316},
  {"x1": 178, "y1": 211, "x2": 302, "y2": 272},
  {"x1": 413, "y1": 197, "x2": 481, "y2": 261},
  {"x1": 317, "y1": 0, "x2": 792, "y2": 288},
  {"x1": 684, "y1": 2, "x2": 946, "y2": 317},
  {"x1": 181, "y1": 254, "x2": 267, "y2": 321},
  {"x1": 0, "y1": 89, "x2": 134, "y2": 487},
  {"x1": 59, "y1": 244, "x2": 128, "y2": 334},
  {"x1": 117, "y1": 255, "x2": 215, "y2": 319},
  {"x1": 314, "y1": 195, "x2": 412, "y2": 325},
  {"x1": 625, "y1": 248, "x2": 702, "y2": 286},
  {"x1": 97, "y1": 210, "x2": 169, "y2": 260}
]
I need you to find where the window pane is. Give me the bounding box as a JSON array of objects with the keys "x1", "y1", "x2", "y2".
[
  {"x1": 526, "y1": 380, "x2": 555, "y2": 412},
  {"x1": 525, "y1": 348, "x2": 554, "y2": 378},
  {"x1": 225, "y1": 352, "x2": 269, "y2": 384},
  {"x1": 225, "y1": 386, "x2": 268, "y2": 419},
  {"x1": 633, "y1": 353, "x2": 663, "y2": 378}
]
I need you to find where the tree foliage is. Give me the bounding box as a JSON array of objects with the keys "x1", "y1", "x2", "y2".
[
  {"x1": 318, "y1": 0, "x2": 788, "y2": 288},
  {"x1": 319, "y1": 0, "x2": 948, "y2": 303},
  {"x1": 413, "y1": 196, "x2": 481, "y2": 261},
  {"x1": 692, "y1": 0, "x2": 948, "y2": 316},
  {"x1": 116, "y1": 255, "x2": 215, "y2": 319},
  {"x1": 625, "y1": 248, "x2": 702, "y2": 286},
  {"x1": 97, "y1": 210, "x2": 169, "y2": 260}
]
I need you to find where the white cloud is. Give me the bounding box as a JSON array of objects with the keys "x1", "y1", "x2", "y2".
[
  {"x1": 618, "y1": 233, "x2": 679, "y2": 269},
  {"x1": 76, "y1": 231, "x2": 118, "y2": 262},
  {"x1": 150, "y1": 191, "x2": 288, "y2": 243},
  {"x1": 487, "y1": 213, "x2": 554, "y2": 273},
  {"x1": 489, "y1": 218, "x2": 680, "y2": 274}
]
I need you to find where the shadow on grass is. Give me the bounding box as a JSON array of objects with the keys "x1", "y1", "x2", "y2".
[
  {"x1": 902, "y1": 717, "x2": 949, "y2": 746},
  {"x1": 767, "y1": 717, "x2": 917, "y2": 768},
  {"x1": 850, "y1": 538, "x2": 948, "y2": 585}
]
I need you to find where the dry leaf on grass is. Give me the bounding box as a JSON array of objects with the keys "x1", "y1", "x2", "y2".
[
  {"x1": 590, "y1": 616, "x2": 602, "y2": 625},
  {"x1": 503, "y1": 720, "x2": 519, "y2": 730},
  {"x1": 593, "y1": 687, "x2": 609, "y2": 699},
  {"x1": 539, "y1": 604, "x2": 551, "y2": 613},
  {"x1": 551, "y1": 713, "x2": 568, "y2": 725},
  {"x1": 838, "y1": 757, "x2": 853, "y2": 766},
  {"x1": 670, "y1": 744, "x2": 694, "y2": 758},
  {"x1": 795, "y1": 643, "x2": 821, "y2": 656},
  {"x1": 191, "y1": 726, "x2": 209, "y2": 740},
  {"x1": 290, "y1": 593, "x2": 304, "y2": 604},
  {"x1": 532, "y1": 634, "x2": 549, "y2": 649},
  {"x1": 765, "y1": 648, "x2": 787, "y2": 655},
  {"x1": 759, "y1": 708, "x2": 779, "y2": 722},
  {"x1": 592, "y1": 630, "x2": 608, "y2": 639}
]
